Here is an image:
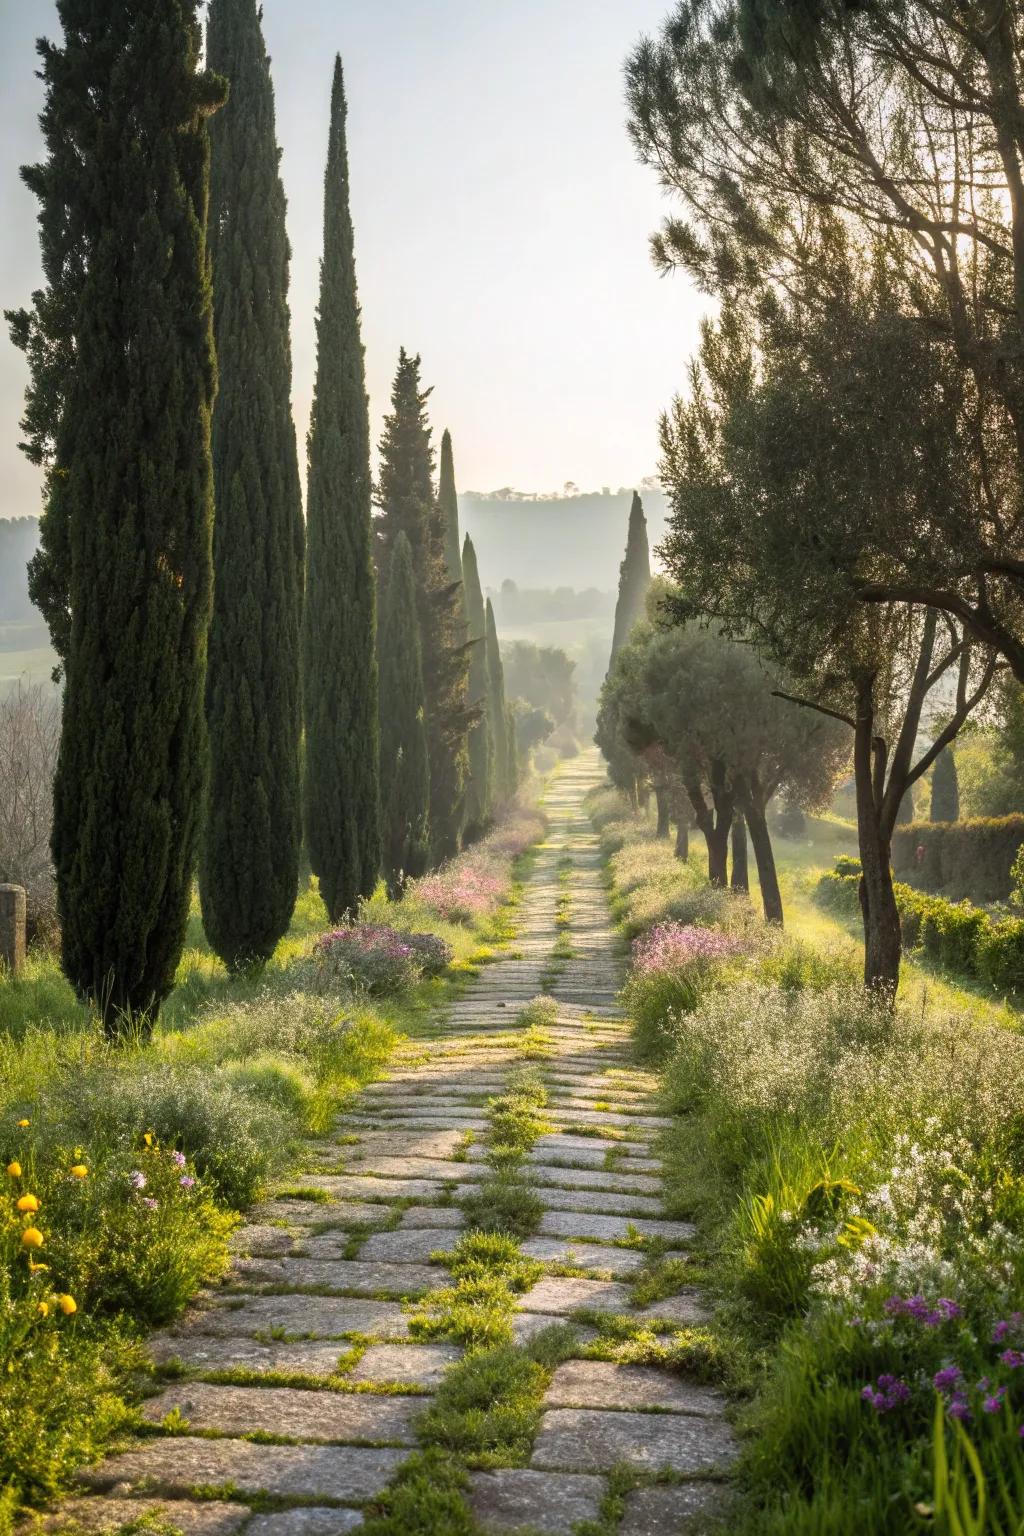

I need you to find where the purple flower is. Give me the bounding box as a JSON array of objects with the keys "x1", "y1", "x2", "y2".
[
  {"x1": 885, "y1": 1293, "x2": 961, "y2": 1328},
  {"x1": 862, "y1": 1374, "x2": 911, "y2": 1413},
  {"x1": 949, "y1": 1396, "x2": 972, "y2": 1422},
  {"x1": 142, "y1": 1197, "x2": 158, "y2": 1211},
  {"x1": 179, "y1": 1175, "x2": 196, "y2": 1190},
  {"x1": 129, "y1": 1170, "x2": 146, "y2": 1191},
  {"x1": 631, "y1": 922, "x2": 745, "y2": 977},
  {"x1": 993, "y1": 1314, "x2": 1023, "y2": 1344},
  {"x1": 171, "y1": 1151, "x2": 187, "y2": 1168},
  {"x1": 934, "y1": 1367, "x2": 963, "y2": 1393},
  {"x1": 983, "y1": 1390, "x2": 1006, "y2": 1415},
  {"x1": 1000, "y1": 1350, "x2": 1024, "y2": 1369}
]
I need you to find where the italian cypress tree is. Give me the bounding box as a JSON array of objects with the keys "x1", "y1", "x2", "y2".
[
  {"x1": 303, "y1": 57, "x2": 381, "y2": 921},
  {"x1": 379, "y1": 533, "x2": 431, "y2": 892},
  {"x1": 200, "y1": 0, "x2": 304, "y2": 970},
  {"x1": 462, "y1": 535, "x2": 493, "y2": 839},
  {"x1": 485, "y1": 599, "x2": 513, "y2": 804},
  {"x1": 931, "y1": 747, "x2": 960, "y2": 822},
  {"x1": 609, "y1": 491, "x2": 652, "y2": 663},
  {"x1": 8, "y1": 0, "x2": 224, "y2": 1033},
  {"x1": 376, "y1": 351, "x2": 471, "y2": 860},
  {"x1": 438, "y1": 429, "x2": 463, "y2": 588}
]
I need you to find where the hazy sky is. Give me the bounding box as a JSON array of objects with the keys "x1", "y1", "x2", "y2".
[{"x1": 0, "y1": 0, "x2": 705, "y2": 520}]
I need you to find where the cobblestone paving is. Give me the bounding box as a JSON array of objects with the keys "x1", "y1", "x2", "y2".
[{"x1": 50, "y1": 753, "x2": 733, "y2": 1535}]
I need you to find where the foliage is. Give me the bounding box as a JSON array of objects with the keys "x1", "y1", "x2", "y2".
[
  {"x1": 379, "y1": 533, "x2": 431, "y2": 894},
  {"x1": 624, "y1": 922, "x2": 748, "y2": 1061},
  {"x1": 376, "y1": 352, "x2": 471, "y2": 862},
  {"x1": 609, "y1": 490, "x2": 651, "y2": 663},
  {"x1": 303, "y1": 56, "x2": 380, "y2": 923},
  {"x1": 0, "y1": 683, "x2": 59, "y2": 946},
  {"x1": 930, "y1": 749, "x2": 960, "y2": 825},
  {"x1": 7, "y1": 0, "x2": 225, "y2": 1030},
  {"x1": 504, "y1": 641, "x2": 578, "y2": 733},
  {"x1": 409, "y1": 805, "x2": 544, "y2": 925},
  {"x1": 200, "y1": 0, "x2": 304, "y2": 971},
  {"x1": 485, "y1": 600, "x2": 516, "y2": 806},
  {"x1": 312, "y1": 924, "x2": 453, "y2": 997},
  {"x1": 437, "y1": 429, "x2": 463, "y2": 590},
  {"x1": 461, "y1": 535, "x2": 493, "y2": 840},
  {"x1": 815, "y1": 859, "x2": 1024, "y2": 998},
  {"x1": 891, "y1": 818, "x2": 1024, "y2": 906}
]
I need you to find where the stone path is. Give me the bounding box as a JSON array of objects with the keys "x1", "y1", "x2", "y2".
[{"x1": 49, "y1": 752, "x2": 734, "y2": 1536}]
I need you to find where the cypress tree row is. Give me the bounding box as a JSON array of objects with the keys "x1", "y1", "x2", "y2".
[
  {"x1": 485, "y1": 599, "x2": 515, "y2": 804},
  {"x1": 379, "y1": 533, "x2": 431, "y2": 892},
  {"x1": 303, "y1": 57, "x2": 381, "y2": 921},
  {"x1": 462, "y1": 535, "x2": 494, "y2": 839},
  {"x1": 438, "y1": 429, "x2": 463, "y2": 588},
  {"x1": 609, "y1": 490, "x2": 652, "y2": 663},
  {"x1": 201, "y1": 0, "x2": 304, "y2": 970},
  {"x1": 376, "y1": 351, "x2": 471, "y2": 861},
  {"x1": 8, "y1": 0, "x2": 224, "y2": 1032},
  {"x1": 930, "y1": 748, "x2": 961, "y2": 822}
]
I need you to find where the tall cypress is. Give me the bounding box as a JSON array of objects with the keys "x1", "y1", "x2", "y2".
[
  {"x1": 462, "y1": 535, "x2": 493, "y2": 838},
  {"x1": 609, "y1": 491, "x2": 652, "y2": 663},
  {"x1": 485, "y1": 599, "x2": 513, "y2": 804},
  {"x1": 438, "y1": 429, "x2": 463, "y2": 588},
  {"x1": 376, "y1": 351, "x2": 471, "y2": 861},
  {"x1": 200, "y1": 0, "x2": 304, "y2": 970},
  {"x1": 931, "y1": 748, "x2": 960, "y2": 822},
  {"x1": 303, "y1": 57, "x2": 381, "y2": 921},
  {"x1": 379, "y1": 533, "x2": 431, "y2": 892},
  {"x1": 8, "y1": 0, "x2": 224, "y2": 1033}
]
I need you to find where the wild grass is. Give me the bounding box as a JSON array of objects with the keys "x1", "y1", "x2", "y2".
[{"x1": 595, "y1": 781, "x2": 1024, "y2": 1535}]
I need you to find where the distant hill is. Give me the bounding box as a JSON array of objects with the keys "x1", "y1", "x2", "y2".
[{"x1": 461, "y1": 488, "x2": 668, "y2": 591}]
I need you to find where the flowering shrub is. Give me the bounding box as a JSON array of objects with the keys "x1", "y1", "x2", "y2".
[
  {"x1": 313, "y1": 924, "x2": 454, "y2": 996},
  {"x1": 624, "y1": 922, "x2": 749, "y2": 1061},
  {"x1": 409, "y1": 806, "x2": 545, "y2": 924}
]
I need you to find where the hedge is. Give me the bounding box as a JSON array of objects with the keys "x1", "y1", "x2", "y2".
[
  {"x1": 891, "y1": 816, "x2": 1024, "y2": 904},
  {"x1": 815, "y1": 860, "x2": 1024, "y2": 996}
]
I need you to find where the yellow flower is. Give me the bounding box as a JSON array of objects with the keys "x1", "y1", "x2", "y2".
[
  {"x1": 16, "y1": 1120, "x2": 29, "y2": 1129},
  {"x1": 36, "y1": 1301, "x2": 48, "y2": 1318},
  {"x1": 143, "y1": 1132, "x2": 154, "y2": 1149},
  {"x1": 57, "y1": 1294, "x2": 76, "y2": 1316},
  {"x1": 6, "y1": 1161, "x2": 21, "y2": 1178},
  {"x1": 16, "y1": 1194, "x2": 39, "y2": 1214},
  {"x1": 21, "y1": 1227, "x2": 43, "y2": 1249},
  {"x1": 27, "y1": 1259, "x2": 48, "y2": 1274},
  {"x1": 70, "y1": 1165, "x2": 88, "y2": 1179}
]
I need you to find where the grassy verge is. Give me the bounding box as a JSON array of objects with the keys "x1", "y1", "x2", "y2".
[
  {"x1": 588, "y1": 783, "x2": 1024, "y2": 1535},
  {"x1": 0, "y1": 799, "x2": 545, "y2": 1521}
]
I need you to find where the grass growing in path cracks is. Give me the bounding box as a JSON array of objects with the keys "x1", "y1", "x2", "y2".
[{"x1": 458, "y1": 1067, "x2": 550, "y2": 1239}]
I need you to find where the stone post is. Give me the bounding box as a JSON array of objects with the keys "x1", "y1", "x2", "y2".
[{"x1": 0, "y1": 885, "x2": 27, "y2": 977}]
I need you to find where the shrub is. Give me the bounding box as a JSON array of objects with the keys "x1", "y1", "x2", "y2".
[
  {"x1": 312, "y1": 924, "x2": 454, "y2": 996},
  {"x1": 222, "y1": 1053, "x2": 322, "y2": 1130},
  {"x1": 976, "y1": 918, "x2": 1024, "y2": 995},
  {"x1": 624, "y1": 922, "x2": 747, "y2": 1061},
  {"x1": 892, "y1": 816, "x2": 1024, "y2": 903}
]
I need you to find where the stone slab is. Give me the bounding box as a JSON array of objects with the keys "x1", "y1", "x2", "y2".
[
  {"x1": 540, "y1": 1210, "x2": 695, "y2": 1244},
  {"x1": 229, "y1": 1224, "x2": 302, "y2": 1257},
  {"x1": 141, "y1": 1382, "x2": 420, "y2": 1443},
  {"x1": 519, "y1": 1237, "x2": 652, "y2": 1276},
  {"x1": 246, "y1": 1513, "x2": 364, "y2": 1536},
  {"x1": 520, "y1": 1276, "x2": 632, "y2": 1315},
  {"x1": 469, "y1": 1468, "x2": 604, "y2": 1535},
  {"x1": 400, "y1": 1205, "x2": 464, "y2": 1229},
  {"x1": 359, "y1": 1228, "x2": 458, "y2": 1264},
  {"x1": 531, "y1": 1134, "x2": 656, "y2": 1160},
  {"x1": 531, "y1": 1409, "x2": 737, "y2": 1474},
  {"x1": 455, "y1": 1185, "x2": 663, "y2": 1218},
  {"x1": 509, "y1": 1313, "x2": 597, "y2": 1347},
  {"x1": 34, "y1": 1499, "x2": 250, "y2": 1534},
  {"x1": 80, "y1": 1439, "x2": 406, "y2": 1502},
  {"x1": 619, "y1": 1482, "x2": 730, "y2": 1535},
  {"x1": 348, "y1": 1342, "x2": 461, "y2": 1388},
  {"x1": 180, "y1": 1294, "x2": 409, "y2": 1339},
  {"x1": 253, "y1": 1200, "x2": 392, "y2": 1227},
  {"x1": 641, "y1": 1292, "x2": 712, "y2": 1326},
  {"x1": 304, "y1": 1175, "x2": 450, "y2": 1201},
  {"x1": 231, "y1": 1257, "x2": 441, "y2": 1296},
  {"x1": 544, "y1": 1360, "x2": 725, "y2": 1415},
  {"x1": 149, "y1": 1334, "x2": 349, "y2": 1378},
  {"x1": 526, "y1": 1164, "x2": 662, "y2": 1195}
]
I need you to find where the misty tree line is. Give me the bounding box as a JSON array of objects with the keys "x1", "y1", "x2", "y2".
[
  {"x1": 591, "y1": 0, "x2": 1024, "y2": 994},
  {"x1": 6, "y1": 0, "x2": 518, "y2": 1032}
]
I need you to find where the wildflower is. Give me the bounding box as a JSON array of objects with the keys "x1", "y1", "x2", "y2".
[
  {"x1": 1000, "y1": 1350, "x2": 1024, "y2": 1369},
  {"x1": 934, "y1": 1366, "x2": 963, "y2": 1393},
  {"x1": 179, "y1": 1175, "x2": 196, "y2": 1190},
  {"x1": 170, "y1": 1151, "x2": 186, "y2": 1169},
  {"x1": 36, "y1": 1302, "x2": 48, "y2": 1317},
  {"x1": 69, "y1": 1165, "x2": 88, "y2": 1179},
  {"x1": 142, "y1": 1197, "x2": 158, "y2": 1211},
  {"x1": 15, "y1": 1194, "x2": 39, "y2": 1214},
  {"x1": 17, "y1": 1119, "x2": 29, "y2": 1129},
  {"x1": 983, "y1": 1389, "x2": 1006, "y2": 1415},
  {"x1": 21, "y1": 1228, "x2": 43, "y2": 1249},
  {"x1": 949, "y1": 1395, "x2": 972, "y2": 1422},
  {"x1": 861, "y1": 1374, "x2": 911, "y2": 1413},
  {"x1": 56, "y1": 1294, "x2": 76, "y2": 1315},
  {"x1": 6, "y1": 1161, "x2": 21, "y2": 1178},
  {"x1": 143, "y1": 1132, "x2": 154, "y2": 1149},
  {"x1": 129, "y1": 1171, "x2": 146, "y2": 1191},
  {"x1": 27, "y1": 1260, "x2": 48, "y2": 1274}
]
